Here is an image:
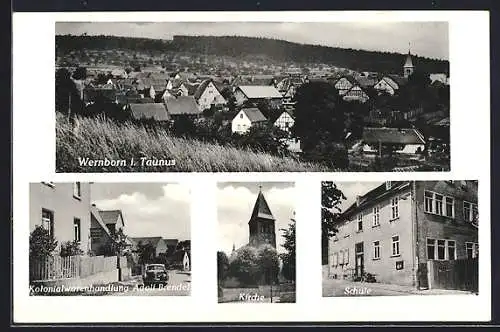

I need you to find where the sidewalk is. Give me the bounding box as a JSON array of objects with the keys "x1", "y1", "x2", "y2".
[{"x1": 323, "y1": 278, "x2": 476, "y2": 297}]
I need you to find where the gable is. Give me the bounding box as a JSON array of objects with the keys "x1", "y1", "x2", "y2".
[
  {"x1": 382, "y1": 77, "x2": 399, "y2": 90},
  {"x1": 335, "y1": 77, "x2": 353, "y2": 90},
  {"x1": 233, "y1": 110, "x2": 251, "y2": 124}
]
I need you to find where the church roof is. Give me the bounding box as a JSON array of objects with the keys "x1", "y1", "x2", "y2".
[
  {"x1": 250, "y1": 190, "x2": 275, "y2": 222},
  {"x1": 404, "y1": 53, "x2": 414, "y2": 68}
]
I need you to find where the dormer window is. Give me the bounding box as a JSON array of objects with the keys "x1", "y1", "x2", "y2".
[{"x1": 386, "y1": 181, "x2": 392, "y2": 190}]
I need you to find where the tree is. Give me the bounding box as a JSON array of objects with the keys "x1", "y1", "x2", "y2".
[
  {"x1": 228, "y1": 246, "x2": 260, "y2": 286},
  {"x1": 279, "y1": 218, "x2": 296, "y2": 282},
  {"x1": 321, "y1": 182, "x2": 346, "y2": 265},
  {"x1": 293, "y1": 82, "x2": 347, "y2": 169},
  {"x1": 136, "y1": 241, "x2": 156, "y2": 265},
  {"x1": 171, "y1": 115, "x2": 197, "y2": 137},
  {"x1": 72, "y1": 66, "x2": 87, "y2": 80},
  {"x1": 29, "y1": 226, "x2": 58, "y2": 261},
  {"x1": 55, "y1": 68, "x2": 84, "y2": 116},
  {"x1": 60, "y1": 240, "x2": 84, "y2": 257},
  {"x1": 217, "y1": 251, "x2": 230, "y2": 284},
  {"x1": 257, "y1": 245, "x2": 280, "y2": 285}
]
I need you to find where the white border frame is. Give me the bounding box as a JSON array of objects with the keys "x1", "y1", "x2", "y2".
[{"x1": 13, "y1": 10, "x2": 490, "y2": 323}]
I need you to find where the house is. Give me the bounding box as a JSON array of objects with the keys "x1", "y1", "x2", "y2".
[
  {"x1": 164, "y1": 239, "x2": 179, "y2": 256},
  {"x1": 342, "y1": 85, "x2": 370, "y2": 103},
  {"x1": 430, "y1": 73, "x2": 450, "y2": 85},
  {"x1": 111, "y1": 68, "x2": 128, "y2": 79},
  {"x1": 97, "y1": 209, "x2": 125, "y2": 237},
  {"x1": 273, "y1": 111, "x2": 295, "y2": 133},
  {"x1": 193, "y1": 79, "x2": 226, "y2": 111},
  {"x1": 233, "y1": 85, "x2": 283, "y2": 108},
  {"x1": 231, "y1": 107, "x2": 268, "y2": 134},
  {"x1": 164, "y1": 96, "x2": 202, "y2": 120},
  {"x1": 333, "y1": 76, "x2": 357, "y2": 95},
  {"x1": 328, "y1": 181, "x2": 478, "y2": 289},
  {"x1": 361, "y1": 127, "x2": 426, "y2": 155},
  {"x1": 29, "y1": 182, "x2": 91, "y2": 254},
  {"x1": 130, "y1": 237, "x2": 168, "y2": 257},
  {"x1": 129, "y1": 103, "x2": 170, "y2": 122},
  {"x1": 89, "y1": 205, "x2": 115, "y2": 256}
]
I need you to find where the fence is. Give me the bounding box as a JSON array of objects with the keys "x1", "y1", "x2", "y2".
[
  {"x1": 427, "y1": 258, "x2": 478, "y2": 292},
  {"x1": 30, "y1": 255, "x2": 128, "y2": 282}
]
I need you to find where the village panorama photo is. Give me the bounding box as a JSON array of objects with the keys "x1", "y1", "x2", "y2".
[
  {"x1": 217, "y1": 182, "x2": 296, "y2": 303},
  {"x1": 321, "y1": 180, "x2": 478, "y2": 297},
  {"x1": 29, "y1": 182, "x2": 191, "y2": 296},
  {"x1": 55, "y1": 22, "x2": 450, "y2": 172}
]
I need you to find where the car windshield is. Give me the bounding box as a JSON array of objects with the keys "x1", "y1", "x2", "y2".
[{"x1": 147, "y1": 265, "x2": 165, "y2": 271}]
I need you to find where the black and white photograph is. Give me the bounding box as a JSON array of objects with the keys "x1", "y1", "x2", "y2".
[
  {"x1": 321, "y1": 180, "x2": 479, "y2": 297},
  {"x1": 55, "y1": 22, "x2": 450, "y2": 172},
  {"x1": 217, "y1": 182, "x2": 296, "y2": 303},
  {"x1": 29, "y1": 182, "x2": 191, "y2": 296}
]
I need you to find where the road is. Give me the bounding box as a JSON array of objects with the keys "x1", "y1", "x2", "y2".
[{"x1": 114, "y1": 270, "x2": 191, "y2": 296}]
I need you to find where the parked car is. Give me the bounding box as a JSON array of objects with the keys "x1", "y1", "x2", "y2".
[{"x1": 143, "y1": 264, "x2": 169, "y2": 287}]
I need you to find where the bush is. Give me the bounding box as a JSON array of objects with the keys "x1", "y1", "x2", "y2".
[
  {"x1": 29, "y1": 226, "x2": 58, "y2": 260},
  {"x1": 60, "y1": 240, "x2": 84, "y2": 257}
]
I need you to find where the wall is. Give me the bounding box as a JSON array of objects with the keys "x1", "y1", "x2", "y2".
[
  {"x1": 30, "y1": 182, "x2": 92, "y2": 254},
  {"x1": 198, "y1": 82, "x2": 226, "y2": 110},
  {"x1": 232, "y1": 111, "x2": 252, "y2": 133},
  {"x1": 415, "y1": 181, "x2": 479, "y2": 264},
  {"x1": 329, "y1": 185, "x2": 416, "y2": 286}
]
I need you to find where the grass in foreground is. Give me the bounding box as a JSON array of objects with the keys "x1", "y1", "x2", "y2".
[{"x1": 56, "y1": 113, "x2": 328, "y2": 172}]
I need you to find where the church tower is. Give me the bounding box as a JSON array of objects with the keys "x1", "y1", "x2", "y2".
[
  {"x1": 403, "y1": 45, "x2": 415, "y2": 78},
  {"x1": 248, "y1": 186, "x2": 277, "y2": 248}
]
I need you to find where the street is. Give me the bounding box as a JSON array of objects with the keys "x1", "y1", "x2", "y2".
[
  {"x1": 322, "y1": 278, "x2": 475, "y2": 297},
  {"x1": 113, "y1": 270, "x2": 191, "y2": 296}
]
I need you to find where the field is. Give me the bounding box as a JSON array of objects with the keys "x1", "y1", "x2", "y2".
[{"x1": 56, "y1": 113, "x2": 328, "y2": 172}]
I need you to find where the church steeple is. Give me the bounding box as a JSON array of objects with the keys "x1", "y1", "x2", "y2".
[
  {"x1": 403, "y1": 43, "x2": 415, "y2": 78},
  {"x1": 248, "y1": 186, "x2": 276, "y2": 248}
]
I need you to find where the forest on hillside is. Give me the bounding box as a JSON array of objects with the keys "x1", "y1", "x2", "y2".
[{"x1": 55, "y1": 34, "x2": 449, "y2": 74}]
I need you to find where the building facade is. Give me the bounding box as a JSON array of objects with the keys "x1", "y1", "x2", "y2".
[
  {"x1": 328, "y1": 181, "x2": 478, "y2": 287},
  {"x1": 30, "y1": 182, "x2": 92, "y2": 254}
]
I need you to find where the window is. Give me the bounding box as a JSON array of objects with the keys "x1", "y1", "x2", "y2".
[
  {"x1": 372, "y1": 206, "x2": 380, "y2": 227},
  {"x1": 356, "y1": 214, "x2": 363, "y2": 232},
  {"x1": 424, "y1": 191, "x2": 434, "y2": 213},
  {"x1": 435, "y1": 194, "x2": 443, "y2": 215},
  {"x1": 424, "y1": 191, "x2": 455, "y2": 218},
  {"x1": 41, "y1": 209, "x2": 54, "y2": 239},
  {"x1": 333, "y1": 252, "x2": 338, "y2": 267},
  {"x1": 447, "y1": 240, "x2": 456, "y2": 260},
  {"x1": 240, "y1": 113, "x2": 243, "y2": 118},
  {"x1": 73, "y1": 182, "x2": 81, "y2": 199},
  {"x1": 445, "y1": 197, "x2": 455, "y2": 218},
  {"x1": 437, "y1": 240, "x2": 446, "y2": 260},
  {"x1": 73, "y1": 218, "x2": 81, "y2": 242},
  {"x1": 391, "y1": 197, "x2": 399, "y2": 219},
  {"x1": 428, "y1": 238, "x2": 458, "y2": 260},
  {"x1": 464, "y1": 201, "x2": 478, "y2": 222},
  {"x1": 339, "y1": 250, "x2": 345, "y2": 265},
  {"x1": 466, "y1": 242, "x2": 479, "y2": 258},
  {"x1": 344, "y1": 249, "x2": 349, "y2": 264},
  {"x1": 391, "y1": 235, "x2": 400, "y2": 256},
  {"x1": 427, "y1": 239, "x2": 436, "y2": 259},
  {"x1": 373, "y1": 241, "x2": 380, "y2": 259}
]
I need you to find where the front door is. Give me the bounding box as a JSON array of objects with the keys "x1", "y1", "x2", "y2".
[{"x1": 355, "y1": 242, "x2": 364, "y2": 278}]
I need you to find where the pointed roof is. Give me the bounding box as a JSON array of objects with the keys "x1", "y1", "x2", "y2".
[
  {"x1": 249, "y1": 189, "x2": 275, "y2": 222},
  {"x1": 98, "y1": 210, "x2": 125, "y2": 226},
  {"x1": 404, "y1": 51, "x2": 414, "y2": 68}
]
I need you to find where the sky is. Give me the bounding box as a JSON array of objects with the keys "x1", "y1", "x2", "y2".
[
  {"x1": 55, "y1": 22, "x2": 449, "y2": 60},
  {"x1": 217, "y1": 182, "x2": 295, "y2": 256},
  {"x1": 91, "y1": 183, "x2": 191, "y2": 241},
  {"x1": 334, "y1": 182, "x2": 384, "y2": 212}
]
